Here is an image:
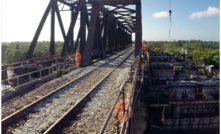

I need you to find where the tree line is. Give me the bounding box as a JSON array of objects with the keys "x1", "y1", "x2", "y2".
[
  {"x1": 1, "y1": 41, "x2": 65, "y2": 64},
  {"x1": 1, "y1": 41, "x2": 219, "y2": 70},
  {"x1": 143, "y1": 41, "x2": 219, "y2": 70}
]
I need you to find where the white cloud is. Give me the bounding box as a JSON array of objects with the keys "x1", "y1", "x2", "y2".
[
  {"x1": 153, "y1": 11, "x2": 169, "y2": 18},
  {"x1": 205, "y1": 23, "x2": 211, "y2": 27},
  {"x1": 189, "y1": 6, "x2": 219, "y2": 19}
]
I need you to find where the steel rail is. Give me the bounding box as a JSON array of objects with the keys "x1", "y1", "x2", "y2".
[
  {"x1": 1, "y1": 47, "x2": 129, "y2": 105},
  {"x1": 43, "y1": 50, "x2": 134, "y2": 134},
  {"x1": 1, "y1": 64, "x2": 76, "y2": 104},
  {"x1": 1, "y1": 47, "x2": 133, "y2": 128}
]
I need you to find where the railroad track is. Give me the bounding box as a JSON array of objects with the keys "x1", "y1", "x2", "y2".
[
  {"x1": 2, "y1": 48, "x2": 134, "y2": 134},
  {"x1": 1, "y1": 48, "x2": 131, "y2": 119},
  {"x1": 46, "y1": 52, "x2": 135, "y2": 134}
]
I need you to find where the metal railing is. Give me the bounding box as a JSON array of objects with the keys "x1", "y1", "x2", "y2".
[
  {"x1": 2, "y1": 56, "x2": 76, "y2": 93},
  {"x1": 99, "y1": 56, "x2": 139, "y2": 134},
  {"x1": 120, "y1": 56, "x2": 140, "y2": 134}
]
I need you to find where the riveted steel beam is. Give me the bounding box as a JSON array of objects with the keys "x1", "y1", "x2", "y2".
[
  {"x1": 135, "y1": 2, "x2": 142, "y2": 58},
  {"x1": 26, "y1": 0, "x2": 135, "y2": 63},
  {"x1": 82, "y1": 4, "x2": 98, "y2": 66},
  {"x1": 80, "y1": 0, "x2": 86, "y2": 55},
  {"x1": 94, "y1": 0, "x2": 140, "y2": 5},
  {"x1": 102, "y1": 14, "x2": 108, "y2": 56},
  {"x1": 70, "y1": 8, "x2": 74, "y2": 54},
  {"x1": 96, "y1": 14, "x2": 104, "y2": 58},
  {"x1": 58, "y1": 0, "x2": 75, "y2": 7},
  {"x1": 61, "y1": 0, "x2": 83, "y2": 57},
  {"x1": 55, "y1": 4, "x2": 66, "y2": 40},
  {"x1": 26, "y1": 0, "x2": 52, "y2": 60},
  {"x1": 50, "y1": 0, "x2": 56, "y2": 55}
]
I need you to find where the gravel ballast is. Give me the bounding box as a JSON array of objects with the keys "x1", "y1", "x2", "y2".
[
  {"x1": 56, "y1": 53, "x2": 135, "y2": 134},
  {"x1": 10, "y1": 49, "x2": 134, "y2": 134},
  {"x1": 2, "y1": 48, "x2": 131, "y2": 119}
]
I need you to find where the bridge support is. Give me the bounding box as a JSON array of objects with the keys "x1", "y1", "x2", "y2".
[
  {"x1": 135, "y1": 1, "x2": 142, "y2": 58},
  {"x1": 61, "y1": 0, "x2": 83, "y2": 57},
  {"x1": 26, "y1": 0, "x2": 52, "y2": 60},
  {"x1": 50, "y1": 0, "x2": 56, "y2": 55},
  {"x1": 25, "y1": 0, "x2": 137, "y2": 66}
]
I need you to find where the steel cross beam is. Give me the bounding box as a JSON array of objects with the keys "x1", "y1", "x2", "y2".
[
  {"x1": 98, "y1": 6, "x2": 131, "y2": 32},
  {"x1": 80, "y1": 0, "x2": 86, "y2": 55},
  {"x1": 25, "y1": 0, "x2": 139, "y2": 66},
  {"x1": 61, "y1": 0, "x2": 83, "y2": 57},
  {"x1": 70, "y1": 8, "x2": 74, "y2": 54},
  {"x1": 102, "y1": 14, "x2": 108, "y2": 57},
  {"x1": 94, "y1": 0, "x2": 140, "y2": 5},
  {"x1": 55, "y1": 5, "x2": 66, "y2": 40},
  {"x1": 112, "y1": 5, "x2": 135, "y2": 12},
  {"x1": 135, "y1": 2, "x2": 142, "y2": 57},
  {"x1": 50, "y1": 0, "x2": 56, "y2": 55},
  {"x1": 26, "y1": 0, "x2": 53, "y2": 60},
  {"x1": 82, "y1": 4, "x2": 98, "y2": 66}
]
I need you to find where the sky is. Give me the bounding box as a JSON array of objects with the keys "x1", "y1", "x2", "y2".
[{"x1": 0, "y1": 0, "x2": 220, "y2": 42}]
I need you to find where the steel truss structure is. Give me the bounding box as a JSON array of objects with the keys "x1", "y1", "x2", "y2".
[{"x1": 25, "y1": 0, "x2": 142, "y2": 66}]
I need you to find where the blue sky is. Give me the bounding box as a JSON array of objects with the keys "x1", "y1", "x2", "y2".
[
  {"x1": 142, "y1": 0, "x2": 220, "y2": 41},
  {"x1": 0, "y1": 0, "x2": 220, "y2": 42}
]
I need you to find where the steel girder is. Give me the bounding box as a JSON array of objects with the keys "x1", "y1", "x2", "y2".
[
  {"x1": 26, "y1": 0, "x2": 53, "y2": 60},
  {"x1": 94, "y1": 0, "x2": 140, "y2": 5},
  {"x1": 135, "y1": 2, "x2": 142, "y2": 58},
  {"x1": 25, "y1": 0, "x2": 141, "y2": 66},
  {"x1": 60, "y1": 0, "x2": 83, "y2": 57},
  {"x1": 50, "y1": 0, "x2": 56, "y2": 55}
]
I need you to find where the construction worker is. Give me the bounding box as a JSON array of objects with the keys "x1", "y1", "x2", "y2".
[
  {"x1": 76, "y1": 50, "x2": 81, "y2": 68},
  {"x1": 141, "y1": 46, "x2": 147, "y2": 55}
]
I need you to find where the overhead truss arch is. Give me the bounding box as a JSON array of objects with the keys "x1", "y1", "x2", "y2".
[{"x1": 26, "y1": 0, "x2": 142, "y2": 66}]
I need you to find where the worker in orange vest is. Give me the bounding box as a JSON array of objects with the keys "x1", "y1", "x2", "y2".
[
  {"x1": 141, "y1": 46, "x2": 147, "y2": 55},
  {"x1": 76, "y1": 50, "x2": 81, "y2": 68}
]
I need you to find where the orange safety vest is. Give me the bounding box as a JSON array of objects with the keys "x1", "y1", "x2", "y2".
[
  {"x1": 76, "y1": 52, "x2": 81, "y2": 66},
  {"x1": 141, "y1": 46, "x2": 147, "y2": 51}
]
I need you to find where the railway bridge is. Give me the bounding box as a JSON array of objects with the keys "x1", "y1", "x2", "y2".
[
  {"x1": 2, "y1": 0, "x2": 142, "y2": 95},
  {"x1": 1, "y1": 0, "x2": 219, "y2": 134}
]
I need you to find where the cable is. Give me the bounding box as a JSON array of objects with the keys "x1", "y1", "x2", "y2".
[
  {"x1": 170, "y1": 14, "x2": 172, "y2": 41},
  {"x1": 169, "y1": 0, "x2": 171, "y2": 9},
  {"x1": 169, "y1": 0, "x2": 172, "y2": 41},
  {"x1": 169, "y1": 17, "x2": 171, "y2": 41}
]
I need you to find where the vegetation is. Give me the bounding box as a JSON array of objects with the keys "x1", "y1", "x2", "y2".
[
  {"x1": 1, "y1": 41, "x2": 65, "y2": 64},
  {"x1": 1, "y1": 40, "x2": 219, "y2": 70},
  {"x1": 143, "y1": 40, "x2": 219, "y2": 70}
]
